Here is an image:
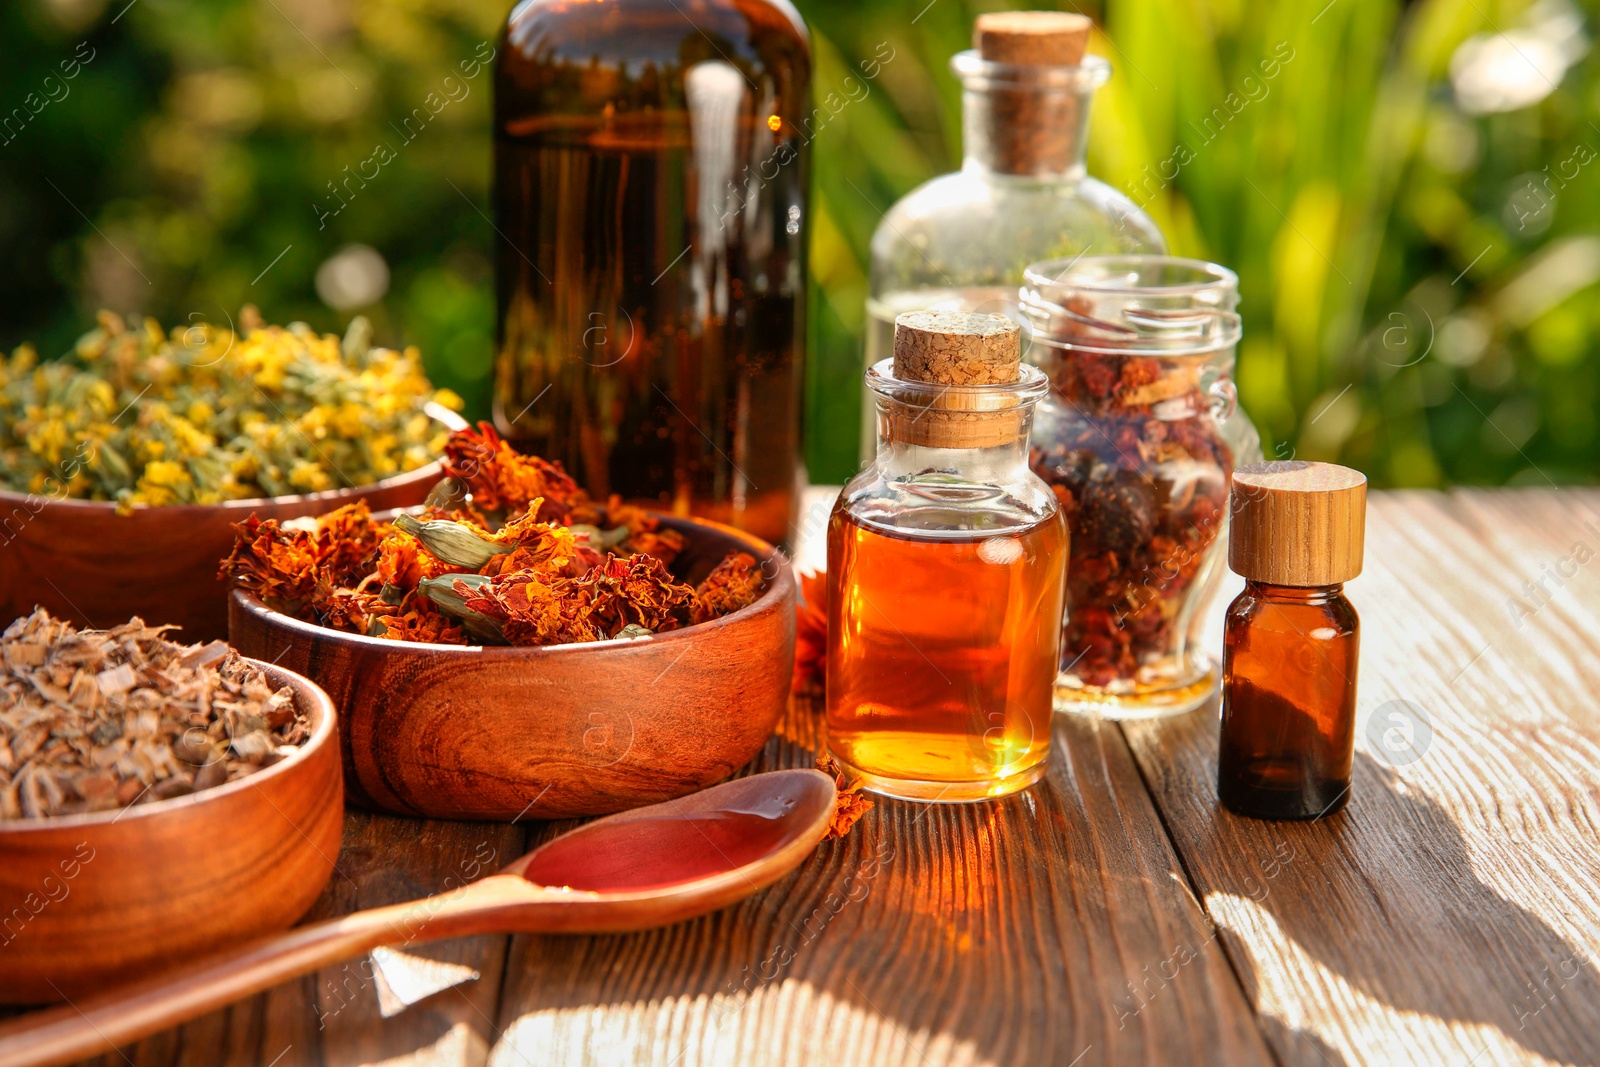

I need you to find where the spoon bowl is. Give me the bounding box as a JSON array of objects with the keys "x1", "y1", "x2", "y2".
[{"x1": 0, "y1": 769, "x2": 838, "y2": 1067}]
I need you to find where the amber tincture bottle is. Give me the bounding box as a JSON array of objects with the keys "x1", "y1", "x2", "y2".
[
  {"x1": 1217, "y1": 461, "x2": 1367, "y2": 820},
  {"x1": 493, "y1": 0, "x2": 810, "y2": 544},
  {"x1": 828, "y1": 312, "x2": 1068, "y2": 802}
]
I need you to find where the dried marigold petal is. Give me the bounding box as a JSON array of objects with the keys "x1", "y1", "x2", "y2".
[
  {"x1": 375, "y1": 530, "x2": 457, "y2": 593},
  {"x1": 816, "y1": 753, "x2": 873, "y2": 840},
  {"x1": 793, "y1": 569, "x2": 828, "y2": 694},
  {"x1": 443, "y1": 422, "x2": 579, "y2": 522},
  {"x1": 564, "y1": 554, "x2": 693, "y2": 637},
  {"x1": 375, "y1": 601, "x2": 469, "y2": 645},
  {"x1": 219, "y1": 514, "x2": 323, "y2": 609},
  {"x1": 219, "y1": 502, "x2": 386, "y2": 623},
  {"x1": 461, "y1": 571, "x2": 599, "y2": 646},
  {"x1": 690, "y1": 552, "x2": 765, "y2": 624},
  {"x1": 486, "y1": 505, "x2": 584, "y2": 577}
]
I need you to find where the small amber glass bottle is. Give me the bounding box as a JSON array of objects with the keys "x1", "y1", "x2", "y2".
[{"x1": 1217, "y1": 461, "x2": 1367, "y2": 820}]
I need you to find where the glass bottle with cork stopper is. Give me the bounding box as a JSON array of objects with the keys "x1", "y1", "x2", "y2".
[
  {"x1": 828, "y1": 311, "x2": 1068, "y2": 802},
  {"x1": 1217, "y1": 461, "x2": 1367, "y2": 820},
  {"x1": 860, "y1": 11, "x2": 1164, "y2": 460}
]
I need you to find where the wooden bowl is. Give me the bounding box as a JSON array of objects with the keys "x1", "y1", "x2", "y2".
[
  {"x1": 0, "y1": 660, "x2": 343, "y2": 1003},
  {"x1": 0, "y1": 463, "x2": 442, "y2": 642},
  {"x1": 228, "y1": 515, "x2": 796, "y2": 822}
]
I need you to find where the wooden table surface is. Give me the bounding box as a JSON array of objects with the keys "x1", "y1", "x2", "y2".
[{"x1": 62, "y1": 489, "x2": 1600, "y2": 1067}]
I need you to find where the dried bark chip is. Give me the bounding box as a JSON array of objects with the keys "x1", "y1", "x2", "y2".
[{"x1": 0, "y1": 608, "x2": 310, "y2": 819}]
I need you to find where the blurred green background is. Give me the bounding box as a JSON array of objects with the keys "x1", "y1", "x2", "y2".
[{"x1": 2, "y1": 0, "x2": 1595, "y2": 486}]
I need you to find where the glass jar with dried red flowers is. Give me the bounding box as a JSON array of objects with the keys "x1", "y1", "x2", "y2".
[{"x1": 1021, "y1": 256, "x2": 1261, "y2": 719}]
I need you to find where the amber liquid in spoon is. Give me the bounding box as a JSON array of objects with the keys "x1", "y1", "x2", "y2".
[{"x1": 522, "y1": 794, "x2": 802, "y2": 892}]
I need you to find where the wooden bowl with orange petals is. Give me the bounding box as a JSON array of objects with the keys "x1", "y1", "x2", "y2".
[{"x1": 227, "y1": 514, "x2": 796, "y2": 822}]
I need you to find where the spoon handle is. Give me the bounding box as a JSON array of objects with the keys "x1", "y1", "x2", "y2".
[{"x1": 0, "y1": 877, "x2": 531, "y2": 1067}]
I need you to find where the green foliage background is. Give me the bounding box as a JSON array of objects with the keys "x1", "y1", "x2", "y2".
[{"x1": 2, "y1": 0, "x2": 1596, "y2": 486}]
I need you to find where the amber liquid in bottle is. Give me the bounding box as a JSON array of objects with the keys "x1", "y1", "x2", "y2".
[
  {"x1": 493, "y1": 0, "x2": 810, "y2": 544},
  {"x1": 1217, "y1": 581, "x2": 1359, "y2": 819},
  {"x1": 826, "y1": 507, "x2": 1067, "y2": 801}
]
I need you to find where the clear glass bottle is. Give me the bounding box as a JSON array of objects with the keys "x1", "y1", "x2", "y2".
[
  {"x1": 493, "y1": 0, "x2": 810, "y2": 546},
  {"x1": 1020, "y1": 255, "x2": 1262, "y2": 719},
  {"x1": 827, "y1": 311, "x2": 1067, "y2": 802},
  {"x1": 861, "y1": 17, "x2": 1164, "y2": 460}
]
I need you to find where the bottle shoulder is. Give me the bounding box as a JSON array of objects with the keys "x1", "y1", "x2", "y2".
[
  {"x1": 503, "y1": 0, "x2": 808, "y2": 63},
  {"x1": 838, "y1": 464, "x2": 1061, "y2": 529},
  {"x1": 498, "y1": 0, "x2": 809, "y2": 120},
  {"x1": 1226, "y1": 586, "x2": 1359, "y2": 635},
  {"x1": 870, "y1": 170, "x2": 1165, "y2": 291}
]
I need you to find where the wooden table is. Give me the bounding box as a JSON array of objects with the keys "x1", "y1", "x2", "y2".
[{"x1": 65, "y1": 489, "x2": 1600, "y2": 1066}]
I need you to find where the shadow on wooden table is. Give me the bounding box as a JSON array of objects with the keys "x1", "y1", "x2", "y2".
[
  {"x1": 1217, "y1": 752, "x2": 1600, "y2": 1066},
  {"x1": 486, "y1": 707, "x2": 1277, "y2": 1067}
]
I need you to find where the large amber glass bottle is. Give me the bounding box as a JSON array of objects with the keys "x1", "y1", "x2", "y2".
[{"x1": 493, "y1": 0, "x2": 810, "y2": 545}]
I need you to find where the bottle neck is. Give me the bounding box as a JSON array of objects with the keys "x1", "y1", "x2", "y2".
[
  {"x1": 1243, "y1": 580, "x2": 1346, "y2": 604},
  {"x1": 962, "y1": 83, "x2": 1092, "y2": 178},
  {"x1": 951, "y1": 52, "x2": 1109, "y2": 179},
  {"x1": 873, "y1": 431, "x2": 1034, "y2": 482}
]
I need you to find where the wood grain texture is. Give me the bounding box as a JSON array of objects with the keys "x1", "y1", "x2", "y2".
[
  {"x1": 1229, "y1": 460, "x2": 1367, "y2": 585},
  {"x1": 487, "y1": 696, "x2": 1272, "y2": 1067},
  {"x1": 227, "y1": 515, "x2": 796, "y2": 821},
  {"x1": 0, "y1": 463, "x2": 440, "y2": 641},
  {"x1": 0, "y1": 772, "x2": 836, "y2": 1067},
  {"x1": 0, "y1": 661, "x2": 343, "y2": 1004},
  {"x1": 41, "y1": 488, "x2": 1600, "y2": 1067},
  {"x1": 57, "y1": 811, "x2": 529, "y2": 1067},
  {"x1": 1125, "y1": 489, "x2": 1600, "y2": 1067}
]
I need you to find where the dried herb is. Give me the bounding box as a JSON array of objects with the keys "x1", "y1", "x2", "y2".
[
  {"x1": 816, "y1": 754, "x2": 873, "y2": 840},
  {"x1": 218, "y1": 502, "x2": 385, "y2": 618},
  {"x1": 222, "y1": 428, "x2": 764, "y2": 648},
  {"x1": 0, "y1": 309, "x2": 462, "y2": 509},
  {"x1": 1029, "y1": 350, "x2": 1232, "y2": 687},
  {"x1": 0, "y1": 609, "x2": 311, "y2": 819},
  {"x1": 439, "y1": 420, "x2": 579, "y2": 524},
  {"x1": 689, "y1": 553, "x2": 764, "y2": 625},
  {"x1": 793, "y1": 570, "x2": 828, "y2": 695}
]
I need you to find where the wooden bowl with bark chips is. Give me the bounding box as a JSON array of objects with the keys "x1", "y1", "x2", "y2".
[
  {"x1": 227, "y1": 512, "x2": 796, "y2": 822},
  {"x1": 0, "y1": 611, "x2": 343, "y2": 1002}
]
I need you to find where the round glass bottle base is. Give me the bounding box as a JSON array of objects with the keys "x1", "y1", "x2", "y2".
[
  {"x1": 1052, "y1": 667, "x2": 1217, "y2": 720},
  {"x1": 831, "y1": 753, "x2": 1048, "y2": 803}
]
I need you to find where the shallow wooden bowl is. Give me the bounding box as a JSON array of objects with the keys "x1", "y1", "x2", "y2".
[
  {"x1": 0, "y1": 660, "x2": 343, "y2": 1003},
  {"x1": 228, "y1": 515, "x2": 796, "y2": 822},
  {"x1": 0, "y1": 463, "x2": 442, "y2": 641}
]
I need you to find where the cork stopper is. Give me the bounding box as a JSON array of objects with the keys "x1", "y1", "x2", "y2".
[
  {"x1": 975, "y1": 12, "x2": 1091, "y2": 66},
  {"x1": 1229, "y1": 462, "x2": 1367, "y2": 587},
  {"x1": 966, "y1": 12, "x2": 1095, "y2": 176},
  {"x1": 886, "y1": 312, "x2": 1023, "y2": 449},
  {"x1": 893, "y1": 311, "x2": 1020, "y2": 385}
]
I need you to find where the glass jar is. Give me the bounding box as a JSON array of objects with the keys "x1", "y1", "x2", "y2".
[
  {"x1": 493, "y1": 0, "x2": 811, "y2": 546},
  {"x1": 828, "y1": 352, "x2": 1067, "y2": 802},
  {"x1": 1020, "y1": 255, "x2": 1261, "y2": 719},
  {"x1": 861, "y1": 47, "x2": 1165, "y2": 460}
]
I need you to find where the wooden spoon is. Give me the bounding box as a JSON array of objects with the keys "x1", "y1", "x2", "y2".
[{"x1": 0, "y1": 768, "x2": 838, "y2": 1067}]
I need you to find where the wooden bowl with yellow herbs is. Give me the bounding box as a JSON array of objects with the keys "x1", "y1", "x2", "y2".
[
  {"x1": 0, "y1": 311, "x2": 459, "y2": 641},
  {"x1": 224, "y1": 425, "x2": 796, "y2": 822}
]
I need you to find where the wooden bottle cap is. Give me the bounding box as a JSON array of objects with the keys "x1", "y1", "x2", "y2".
[
  {"x1": 888, "y1": 311, "x2": 1022, "y2": 449},
  {"x1": 1229, "y1": 461, "x2": 1367, "y2": 586},
  {"x1": 975, "y1": 12, "x2": 1091, "y2": 66}
]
